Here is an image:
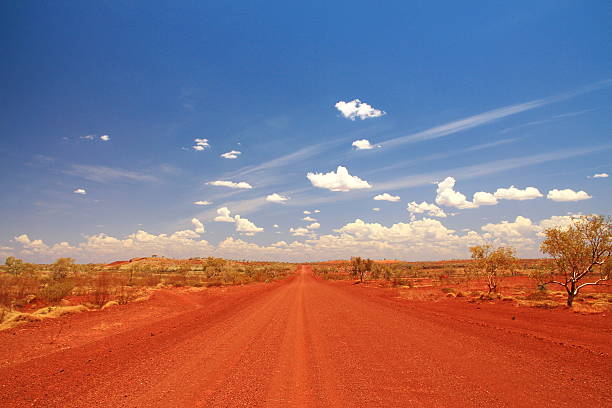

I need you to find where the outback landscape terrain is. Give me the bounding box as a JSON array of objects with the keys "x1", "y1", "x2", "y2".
[
  {"x1": 2, "y1": 2, "x2": 611, "y2": 407},
  {"x1": 1, "y1": 254, "x2": 610, "y2": 407}
]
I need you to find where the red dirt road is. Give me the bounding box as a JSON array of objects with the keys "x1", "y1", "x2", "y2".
[{"x1": 1, "y1": 266, "x2": 610, "y2": 407}]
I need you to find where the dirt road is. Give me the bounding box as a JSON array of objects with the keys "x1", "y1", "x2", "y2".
[{"x1": 1, "y1": 266, "x2": 610, "y2": 407}]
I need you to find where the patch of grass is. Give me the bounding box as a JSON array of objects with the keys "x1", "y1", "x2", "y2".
[{"x1": 39, "y1": 281, "x2": 74, "y2": 303}]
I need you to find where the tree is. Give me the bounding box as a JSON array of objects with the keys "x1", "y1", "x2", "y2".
[
  {"x1": 350, "y1": 257, "x2": 373, "y2": 283},
  {"x1": 469, "y1": 245, "x2": 516, "y2": 294},
  {"x1": 51, "y1": 257, "x2": 75, "y2": 280},
  {"x1": 5, "y1": 256, "x2": 25, "y2": 276},
  {"x1": 540, "y1": 215, "x2": 611, "y2": 307}
]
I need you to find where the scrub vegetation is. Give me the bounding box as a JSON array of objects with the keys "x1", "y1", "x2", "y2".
[{"x1": 0, "y1": 256, "x2": 293, "y2": 330}]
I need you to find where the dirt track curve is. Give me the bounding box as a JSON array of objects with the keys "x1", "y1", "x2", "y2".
[{"x1": 1, "y1": 266, "x2": 610, "y2": 407}]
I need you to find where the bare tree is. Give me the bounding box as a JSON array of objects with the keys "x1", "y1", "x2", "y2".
[
  {"x1": 540, "y1": 215, "x2": 611, "y2": 307},
  {"x1": 469, "y1": 245, "x2": 516, "y2": 294}
]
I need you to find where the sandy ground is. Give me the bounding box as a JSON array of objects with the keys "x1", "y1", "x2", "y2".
[{"x1": 0, "y1": 266, "x2": 610, "y2": 407}]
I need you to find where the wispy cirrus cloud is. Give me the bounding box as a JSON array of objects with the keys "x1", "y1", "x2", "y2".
[
  {"x1": 65, "y1": 164, "x2": 158, "y2": 183},
  {"x1": 379, "y1": 80, "x2": 611, "y2": 149}
]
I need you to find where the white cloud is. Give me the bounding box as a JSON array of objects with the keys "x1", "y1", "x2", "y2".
[
  {"x1": 481, "y1": 216, "x2": 540, "y2": 248},
  {"x1": 266, "y1": 193, "x2": 289, "y2": 203},
  {"x1": 194, "y1": 200, "x2": 212, "y2": 206},
  {"x1": 273, "y1": 224, "x2": 279, "y2": 228},
  {"x1": 547, "y1": 189, "x2": 592, "y2": 202},
  {"x1": 435, "y1": 177, "x2": 543, "y2": 209},
  {"x1": 435, "y1": 177, "x2": 478, "y2": 209},
  {"x1": 73, "y1": 188, "x2": 87, "y2": 195},
  {"x1": 493, "y1": 186, "x2": 543, "y2": 200},
  {"x1": 473, "y1": 191, "x2": 498, "y2": 206},
  {"x1": 234, "y1": 216, "x2": 264, "y2": 235},
  {"x1": 207, "y1": 180, "x2": 253, "y2": 189},
  {"x1": 335, "y1": 99, "x2": 385, "y2": 121},
  {"x1": 214, "y1": 207, "x2": 236, "y2": 223},
  {"x1": 12, "y1": 213, "x2": 586, "y2": 263},
  {"x1": 379, "y1": 80, "x2": 612, "y2": 149},
  {"x1": 303, "y1": 210, "x2": 311, "y2": 215},
  {"x1": 221, "y1": 150, "x2": 241, "y2": 159},
  {"x1": 590, "y1": 173, "x2": 608, "y2": 179},
  {"x1": 314, "y1": 209, "x2": 320, "y2": 213},
  {"x1": 307, "y1": 222, "x2": 320, "y2": 230},
  {"x1": 100, "y1": 135, "x2": 110, "y2": 141},
  {"x1": 407, "y1": 201, "x2": 447, "y2": 218},
  {"x1": 80, "y1": 135, "x2": 95, "y2": 140},
  {"x1": 307, "y1": 166, "x2": 372, "y2": 192},
  {"x1": 373, "y1": 193, "x2": 400, "y2": 202},
  {"x1": 191, "y1": 218, "x2": 205, "y2": 234},
  {"x1": 352, "y1": 139, "x2": 379, "y2": 150},
  {"x1": 193, "y1": 138, "x2": 210, "y2": 151},
  {"x1": 290, "y1": 227, "x2": 313, "y2": 237},
  {"x1": 213, "y1": 207, "x2": 263, "y2": 235},
  {"x1": 66, "y1": 165, "x2": 157, "y2": 183},
  {"x1": 372, "y1": 207, "x2": 380, "y2": 212},
  {"x1": 303, "y1": 216, "x2": 317, "y2": 222}
]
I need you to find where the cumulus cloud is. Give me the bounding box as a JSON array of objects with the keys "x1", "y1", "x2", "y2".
[
  {"x1": 194, "y1": 200, "x2": 212, "y2": 206},
  {"x1": 481, "y1": 216, "x2": 539, "y2": 248},
  {"x1": 352, "y1": 139, "x2": 379, "y2": 150},
  {"x1": 435, "y1": 178, "x2": 544, "y2": 209},
  {"x1": 266, "y1": 193, "x2": 289, "y2": 203},
  {"x1": 234, "y1": 216, "x2": 264, "y2": 235},
  {"x1": 435, "y1": 177, "x2": 480, "y2": 209},
  {"x1": 373, "y1": 193, "x2": 401, "y2": 202},
  {"x1": 307, "y1": 222, "x2": 320, "y2": 230},
  {"x1": 303, "y1": 210, "x2": 311, "y2": 215},
  {"x1": 221, "y1": 150, "x2": 241, "y2": 159},
  {"x1": 273, "y1": 224, "x2": 279, "y2": 228},
  {"x1": 191, "y1": 218, "x2": 205, "y2": 234},
  {"x1": 372, "y1": 207, "x2": 380, "y2": 212},
  {"x1": 81, "y1": 135, "x2": 95, "y2": 140},
  {"x1": 589, "y1": 173, "x2": 608, "y2": 179},
  {"x1": 473, "y1": 191, "x2": 498, "y2": 206},
  {"x1": 335, "y1": 99, "x2": 385, "y2": 120},
  {"x1": 493, "y1": 186, "x2": 543, "y2": 200},
  {"x1": 100, "y1": 135, "x2": 110, "y2": 141},
  {"x1": 73, "y1": 188, "x2": 87, "y2": 195},
  {"x1": 214, "y1": 207, "x2": 236, "y2": 222},
  {"x1": 314, "y1": 210, "x2": 320, "y2": 213},
  {"x1": 11, "y1": 213, "x2": 582, "y2": 262},
  {"x1": 303, "y1": 216, "x2": 317, "y2": 222},
  {"x1": 207, "y1": 180, "x2": 253, "y2": 189},
  {"x1": 290, "y1": 227, "x2": 313, "y2": 237},
  {"x1": 213, "y1": 207, "x2": 263, "y2": 235},
  {"x1": 193, "y1": 138, "x2": 210, "y2": 151},
  {"x1": 407, "y1": 201, "x2": 447, "y2": 218},
  {"x1": 547, "y1": 189, "x2": 592, "y2": 202},
  {"x1": 307, "y1": 166, "x2": 372, "y2": 192}
]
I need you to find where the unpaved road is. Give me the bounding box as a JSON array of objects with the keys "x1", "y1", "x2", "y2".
[{"x1": 1, "y1": 266, "x2": 610, "y2": 407}]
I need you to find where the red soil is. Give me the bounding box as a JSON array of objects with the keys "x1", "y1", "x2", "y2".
[{"x1": 0, "y1": 266, "x2": 610, "y2": 407}]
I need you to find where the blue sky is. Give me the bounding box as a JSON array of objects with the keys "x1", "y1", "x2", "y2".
[{"x1": 1, "y1": 1, "x2": 610, "y2": 262}]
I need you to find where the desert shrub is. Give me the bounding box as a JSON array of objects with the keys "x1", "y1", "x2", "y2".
[
  {"x1": 90, "y1": 272, "x2": 112, "y2": 307},
  {"x1": 0, "y1": 275, "x2": 11, "y2": 307},
  {"x1": 40, "y1": 280, "x2": 74, "y2": 303},
  {"x1": 51, "y1": 258, "x2": 75, "y2": 281}
]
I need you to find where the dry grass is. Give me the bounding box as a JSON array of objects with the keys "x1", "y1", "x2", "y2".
[{"x1": 0, "y1": 305, "x2": 89, "y2": 330}]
